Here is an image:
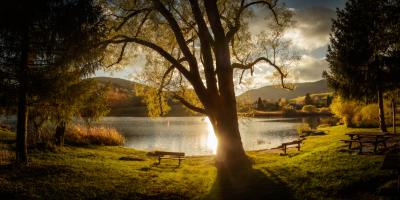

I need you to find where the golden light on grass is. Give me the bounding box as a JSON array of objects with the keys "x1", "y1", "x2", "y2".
[{"x1": 205, "y1": 117, "x2": 218, "y2": 154}]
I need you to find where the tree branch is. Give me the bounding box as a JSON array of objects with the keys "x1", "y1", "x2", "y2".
[
  {"x1": 232, "y1": 56, "x2": 293, "y2": 90},
  {"x1": 226, "y1": 0, "x2": 280, "y2": 41},
  {"x1": 114, "y1": 8, "x2": 152, "y2": 31},
  {"x1": 102, "y1": 35, "x2": 192, "y2": 81},
  {"x1": 105, "y1": 42, "x2": 127, "y2": 68},
  {"x1": 152, "y1": 0, "x2": 198, "y2": 69},
  {"x1": 173, "y1": 95, "x2": 206, "y2": 114}
]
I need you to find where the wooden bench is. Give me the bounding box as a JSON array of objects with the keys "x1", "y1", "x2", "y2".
[
  {"x1": 154, "y1": 151, "x2": 185, "y2": 166},
  {"x1": 278, "y1": 139, "x2": 304, "y2": 155}
]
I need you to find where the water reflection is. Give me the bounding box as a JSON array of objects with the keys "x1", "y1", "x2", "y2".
[
  {"x1": 92, "y1": 117, "x2": 314, "y2": 155},
  {"x1": 205, "y1": 117, "x2": 217, "y2": 154}
]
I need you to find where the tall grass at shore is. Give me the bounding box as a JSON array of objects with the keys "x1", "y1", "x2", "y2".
[{"x1": 65, "y1": 125, "x2": 125, "y2": 146}]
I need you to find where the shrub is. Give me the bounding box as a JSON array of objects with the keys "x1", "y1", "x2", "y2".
[
  {"x1": 302, "y1": 105, "x2": 318, "y2": 113},
  {"x1": 65, "y1": 125, "x2": 125, "y2": 146},
  {"x1": 318, "y1": 107, "x2": 331, "y2": 114},
  {"x1": 330, "y1": 97, "x2": 360, "y2": 127},
  {"x1": 353, "y1": 104, "x2": 380, "y2": 127},
  {"x1": 282, "y1": 106, "x2": 297, "y2": 116}
]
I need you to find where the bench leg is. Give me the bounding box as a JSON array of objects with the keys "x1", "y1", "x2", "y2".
[
  {"x1": 297, "y1": 143, "x2": 300, "y2": 151},
  {"x1": 158, "y1": 156, "x2": 161, "y2": 165},
  {"x1": 348, "y1": 142, "x2": 352, "y2": 149},
  {"x1": 283, "y1": 145, "x2": 287, "y2": 155},
  {"x1": 178, "y1": 158, "x2": 181, "y2": 166}
]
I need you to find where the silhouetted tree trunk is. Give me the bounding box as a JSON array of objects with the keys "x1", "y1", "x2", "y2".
[
  {"x1": 378, "y1": 88, "x2": 387, "y2": 132},
  {"x1": 55, "y1": 121, "x2": 66, "y2": 146},
  {"x1": 392, "y1": 98, "x2": 396, "y2": 134},
  {"x1": 16, "y1": 31, "x2": 29, "y2": 164}
]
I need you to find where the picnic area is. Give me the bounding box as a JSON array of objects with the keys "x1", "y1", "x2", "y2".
[{"x1": 1, "y1": 125, "x2": 400, "y2": 199}]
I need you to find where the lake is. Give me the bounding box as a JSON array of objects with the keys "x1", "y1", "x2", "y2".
[
  {"x1": 0, "y1": 116, "x2": 330, "y2": 156},
  {"x1": 95, "y1": 117, "x2": 327, "y2": 156}
]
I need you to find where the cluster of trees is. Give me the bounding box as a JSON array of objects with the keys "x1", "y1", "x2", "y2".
[
  {"x1": 325, "y1": 0, "x2": 400, "y2": 132},
  {"x1": 0, "y1": 0, "x2": 109, "y2": 163},
  {"x1": 256, "y1": 97, "x2": 280, "y2": 111}
]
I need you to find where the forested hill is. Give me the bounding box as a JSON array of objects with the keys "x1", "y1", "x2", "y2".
[
  {"x1": 237, "y1": 79, "x2": 331, "y2": 102},
  {"x1": 91, "y1": 77, "x2": 197, "y2": 116}
]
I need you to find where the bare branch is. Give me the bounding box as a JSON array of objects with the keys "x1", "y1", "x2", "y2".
[
  {"x1": 105, "y1": 42, "x2": 127, "y2": 68},
  {"x1": 102, "y1": 35, "x2": 192, "y2": 81},
  {"x1": 114, "y1": 8, "x2": 152, "y2": 31},
  {"x1": 226, "y1": 0, "x2": 280, "y2": 41},
  {"x1": 173, "y1": 95, "x2": 206, "y2": 114},
  {"x1": 152, "y1": 0, "x2": 198, "y2": 69},
  {"x1": 232, "y1": 56, "x2": 293, "y2": 90}
]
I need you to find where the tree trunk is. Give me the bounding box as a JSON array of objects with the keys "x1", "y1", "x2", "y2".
[
  {"x1": 16, "y1": 27, "x2": 29, "y2": 164},
  {"x1": 392, "y1": 99, "x2": 396, "y2": 134},
  {"x1": 55, "y1": 121, "x2": 66, "y2": 146},
  {"x1": 210, "y1": 107, "x2": 251, "y2": 172},
  {"x1": 16, "y1": 90, "x2": 28, "y2": 163},
  {"x1": 378, "y1": 89, "x2": 387, "y2": 132}
]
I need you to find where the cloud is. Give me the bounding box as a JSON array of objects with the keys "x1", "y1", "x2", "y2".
[
  {"x1": 290, "y1": 55, "x2": 328, "y2": 82},
  {"x1": 283, "y1": 7, "x2": 335, "y2": 51}
]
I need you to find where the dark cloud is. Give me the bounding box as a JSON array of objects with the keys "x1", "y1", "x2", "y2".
[
  {"x1": 282, "y1": 0, "x2": 346, "y2": 10},
  {"x1": 285, "y1": 6, "x2": 336, "y2": 51}
]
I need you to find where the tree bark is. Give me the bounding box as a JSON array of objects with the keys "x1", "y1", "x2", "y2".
[
  {"x1": 55, "y1": 121, "x2": 66, "y2": 146},
  {"x1": 378, "y1": 88, "x2": 387, "y2": 132},
  {"x1": 16, "y1": 27, "x2": 29, "y2": 164},
  {"x1": 392, "y1": 98, "x2": 396, "y2": 134},
  {"x1": 16, "y1": 89, "x2": 28, "y2": 163},
  {"x1": 209, "y1": 104, "x2": 251, "y2": 172}
]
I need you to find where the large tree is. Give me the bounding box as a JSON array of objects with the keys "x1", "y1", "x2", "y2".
[
  {"x1": 324, "y1": 0, "x2": 400, "y2": 132},
  {"x1": 103, "y1": 0, "x2": 295, "y2": 170},
  {"x1": 0, "y1": 0, "x2": 106, "y2": 163}
]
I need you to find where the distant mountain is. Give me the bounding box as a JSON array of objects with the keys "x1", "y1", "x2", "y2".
[
  {"x1": 237, "y1": 79, "x2": 332, "y2": 102},
  {"x1": 92, "y1": 77, "x2": 137, "y2": 90},
  {"x1": 91, "y1": 77, "x2": 198, "y2": 117}
]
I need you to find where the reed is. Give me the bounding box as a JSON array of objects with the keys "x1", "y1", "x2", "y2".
[{"x1": 65, "y1": 125, "x2": 125, "y2": 146}]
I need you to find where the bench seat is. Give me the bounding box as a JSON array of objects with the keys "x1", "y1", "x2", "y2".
[{"x1": 154, "y1": 151, "x2": 185, "y2": 166}]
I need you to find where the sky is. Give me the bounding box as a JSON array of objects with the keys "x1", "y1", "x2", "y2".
[{"x1": 95, "y1": 0, "x2": 346, "y2": 92}]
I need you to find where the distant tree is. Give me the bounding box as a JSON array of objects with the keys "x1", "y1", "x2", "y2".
[
  {"x1": 326, "y1": 95, "x2": 333, "y2": 106},
  {"x1": 324, "y1": 0, "x2": 400, "y2": 132},
  {"x1": 79, "y1": 83, "x2": 110, "y2": 128},
  {"x1": 304, "y1": 93, "x2": 313, "y2": 105},
  {"x1": 278, "y1": 98, "x2": 288, "y2": 108},
  {"x1": 256, "y1": 97, "x2": 264, "y2": 110},
  {"x1": 0, "y1": 0, "x2": 106, "y2": 163}
]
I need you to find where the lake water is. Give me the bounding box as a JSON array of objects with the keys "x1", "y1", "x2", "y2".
[
  {"x1": 0, "y1": 116, "x2": 330, "y2": 156},
  {"x1": 95, "y1": 117, "x2": 323, "y2": 156}
]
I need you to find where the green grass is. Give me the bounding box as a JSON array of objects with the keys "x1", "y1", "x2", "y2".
[{"x1": 0, "y1": 126, "x2": 397, "y2": 199}]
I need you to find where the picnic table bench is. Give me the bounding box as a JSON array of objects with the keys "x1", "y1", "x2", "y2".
[
  {"x1": 154, "y1": 151, "x2": 185, "y2": 166},
  {"x1": 342, "y1": 132, "x2": 393, "y2": 153},
  {"x1": 277, "y1": 138, "x2": 305, "y2": 155}
]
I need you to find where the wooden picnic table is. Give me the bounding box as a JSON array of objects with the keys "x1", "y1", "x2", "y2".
[{"x1": 342, "y1": 132, "x2": 392, "y2": 153}]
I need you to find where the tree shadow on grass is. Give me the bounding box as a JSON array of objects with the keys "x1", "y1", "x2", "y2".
[{"x1": 207, "y1": 167, "x2": 295, "y2": 200}]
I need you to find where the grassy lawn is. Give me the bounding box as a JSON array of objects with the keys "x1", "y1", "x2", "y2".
[{"x1": 0, "y1": 126, "x2": 398, "y2": 200}]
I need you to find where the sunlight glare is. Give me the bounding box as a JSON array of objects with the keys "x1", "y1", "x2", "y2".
[{"x1": 204, "y1": 117, "x2": 218, "y2": 154}]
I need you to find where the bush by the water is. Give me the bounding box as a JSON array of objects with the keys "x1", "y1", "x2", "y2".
[
  {"x1": 301, "y1": 105, "x2": 318, "y2": 113},
  {"x1": 65, "y1": 125, "x2": 125, "y2": 146}
]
